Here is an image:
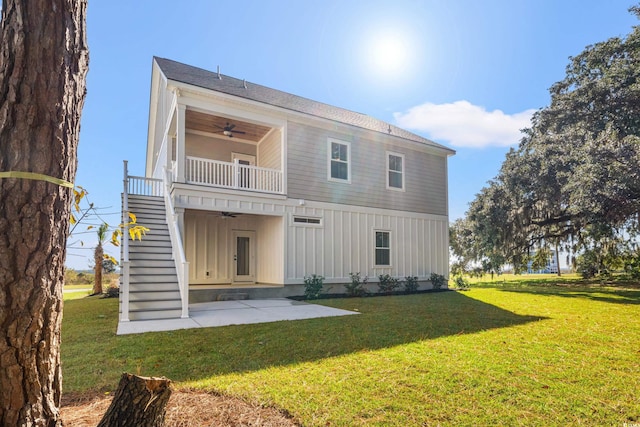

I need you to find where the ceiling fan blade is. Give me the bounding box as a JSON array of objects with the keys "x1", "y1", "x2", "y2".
[
  {"x1": 226, "y1": 123, "x2": 236, "y2": 130},
  {"x1": 232, "y1": 130, "x2": 246, "y2": 134}
]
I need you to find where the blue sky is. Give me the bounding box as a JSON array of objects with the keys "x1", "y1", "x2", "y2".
[{"x1": 67, "y1": 0, "x2": 639, "y2": 269}]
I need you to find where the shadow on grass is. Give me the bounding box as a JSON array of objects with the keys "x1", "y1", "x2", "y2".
[
  {"x1": 68, "y1": 291, "x2": 546, "y2": 386},
  {"x1": 495, "y1": 286, "x2": 640, "y2": 306}
]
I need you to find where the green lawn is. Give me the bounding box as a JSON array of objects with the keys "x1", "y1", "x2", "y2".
[{"x1": 62, "y1": 278, "x2": 640, "y2": 426}]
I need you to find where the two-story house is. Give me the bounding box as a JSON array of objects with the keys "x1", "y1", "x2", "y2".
[{"x1": 119, "y1": 57, "x2": 455, "y2": 325}]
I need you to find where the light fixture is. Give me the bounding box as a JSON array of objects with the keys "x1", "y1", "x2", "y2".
[{"x1": 223, "y1": 130, "x2": 232, "y2": 137}]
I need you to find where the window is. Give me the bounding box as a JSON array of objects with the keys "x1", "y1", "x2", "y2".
[
  {"x1": 293, "y1": 216, "x2": 322, "y2": 226},
  {"x1": 386, "y1": 152, "x2": 405, "y2": 191},
  {"x1": 375, "y1": 231, "x2": 390, "y2": 266},
  {"x1": 328, "y1": 139, "x2": 350, "y2": 182}
]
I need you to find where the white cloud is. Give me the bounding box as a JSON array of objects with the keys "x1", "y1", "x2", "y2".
[{"x1": 393, "y1": 100, "x2": 536, "y2": 148}]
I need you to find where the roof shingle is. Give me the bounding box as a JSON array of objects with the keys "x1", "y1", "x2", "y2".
[{"x1": 154, "y1": 57, "x2": 453, "y2": 153}]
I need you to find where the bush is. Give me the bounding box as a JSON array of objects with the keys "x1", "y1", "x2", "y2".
[
  {"x1": 454, "y1": 276, "x2": 470, "y2": 290},
  {"x1": 377, "y1": 274, "x2": 400, "y2": 294},
  {"x1": 103, "y1": 284, "x2": 120, "y2": 298},
  {"x1": 576, "y1": 250, "x2": 601, "y2": 279},
  {"x1": 346, "y1": 272, "x2": 368, "y2": 297},
  {"x1": 303, "y1": 274, "x2": 324, "y2": 300},
  {"x1": 429, "y1": 273, "x2": 447, "y2": 290},
  {"x1": 404, "y1": 276, "x2": 419, "y2": 293}
]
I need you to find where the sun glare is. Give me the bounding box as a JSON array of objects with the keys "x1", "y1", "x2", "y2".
[{"x1": 367, "y1": 31, "x2": 412, "y2": 76}]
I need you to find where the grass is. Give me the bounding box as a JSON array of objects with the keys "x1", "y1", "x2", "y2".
[{"x1": 61, "y1": 277, "x2": 640, "y2": 426}]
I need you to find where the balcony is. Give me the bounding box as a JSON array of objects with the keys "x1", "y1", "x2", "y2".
[{"x1": 184, "y1": 156, "x2": 283, "y2": 195}]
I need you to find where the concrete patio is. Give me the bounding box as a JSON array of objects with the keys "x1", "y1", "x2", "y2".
[{"x1": 116, "y1": 298, "x2": 358, "y2": 335}]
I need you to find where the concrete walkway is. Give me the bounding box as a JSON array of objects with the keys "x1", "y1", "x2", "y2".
[{"x1": 116, "y1": 298, "x2": 358, "y2": 335}]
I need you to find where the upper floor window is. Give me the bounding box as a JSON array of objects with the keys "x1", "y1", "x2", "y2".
[
  {"x1": 386, "y1": 151, "x2": 405, "y2": 191},
  {"x1": 328, "y1": 138, "x2": 351, "y2": 183}
]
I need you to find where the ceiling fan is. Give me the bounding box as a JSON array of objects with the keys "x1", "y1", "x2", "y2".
[
  {"x1": 220, "y1": 211, "x2": 240, "y2": 218},
  {"x1": 215, "y1": 122, "x2": 246, "y2": 138}
]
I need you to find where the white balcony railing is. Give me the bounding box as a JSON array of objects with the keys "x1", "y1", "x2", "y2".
[
  {"x1": 128, "y1": 175, "x2": 163, "y2": 197},
  {"x1": 185, "y1": 156, "x2": 283, "y2": 194}
]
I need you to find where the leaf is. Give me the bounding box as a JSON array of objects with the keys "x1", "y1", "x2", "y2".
[
  {"x1": 128, "y1": 212, "x2": 137, "y2": 224},
  {"x1": 103, "y1": 254, "x2": 119, "y2": 266},
  {"x1": 111, "y1": 229, "x2": 122, "y2": 247},
  {"x1": 70, "y1": 214, "x2": 77, "y2": 225},
  {"x1": 86, "y1": 225, "x2": 94, "y2": 230},
  {"x1": 129, "y1": 225, "x2": 149, "y2": 241}
]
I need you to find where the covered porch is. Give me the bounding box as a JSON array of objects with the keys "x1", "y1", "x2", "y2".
[
  {"x1": 183, "y1": 209, "x2": 285, "y2": 297},
  {"x1": 150, "y1": 96, "x2": 286, "y2": 196}
]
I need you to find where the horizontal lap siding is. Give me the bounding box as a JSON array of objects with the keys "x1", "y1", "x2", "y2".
[
  {"x1": 257, "y1": 129, "x2": 281, "y2": 170},
  {"x1": 287, "y1": 122, "x2": 448, "y2": 216},
  {"x1": 185, "y1": 133, "x2": 256, "y2": 162}
]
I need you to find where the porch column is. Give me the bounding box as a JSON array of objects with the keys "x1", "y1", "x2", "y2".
[
  {"x1": 175, "y1": 104, "x2": 186, "y2": 183},
  {"x1": 175, "y1": 207, "x2": 185, "y2": 241},
  {"x1": 164, "y1": 133, "x2": 173, "y2": 179}
]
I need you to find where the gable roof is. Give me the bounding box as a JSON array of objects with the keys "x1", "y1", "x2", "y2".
[{"x1": 154, "y1": 57, "x2": 454, "y2": 154}]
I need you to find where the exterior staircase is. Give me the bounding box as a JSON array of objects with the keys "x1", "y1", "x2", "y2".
[{"x1": 123, "y1": 194, "x2": 183, "y2": 321}]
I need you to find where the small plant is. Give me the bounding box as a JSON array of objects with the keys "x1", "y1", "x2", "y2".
[
  {"x1": 454, "y1": 276, "x2": 470, "y2": 290},
  {"x1": 377, "y1": 274, "x2": 400, "y2": 294},
  {"x1": 303, "y1": 274, "x2": 324, "y2": 299},
  {"x1": 103, "y1": 284, "x2": 120, "y2": 298},
  {"x1": 346, "y1": 272, "x2": 369, "y2": 297},
  {"x1": 404, "y1": 276, "x2": 419, "y2": 293},
  {"x1": 429, "y1": 273, "x2": 447, "y2": 290}
]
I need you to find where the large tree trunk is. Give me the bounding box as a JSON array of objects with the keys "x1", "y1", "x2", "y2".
[
  {"x1": 0, "y1": 1, "x2": 88, "y2": 426},
  {"x1": 97, "y1": 374, "x2": 172, "y2": 427}
]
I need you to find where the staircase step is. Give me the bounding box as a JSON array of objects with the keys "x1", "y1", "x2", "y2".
[
  {"x1": 130, "y1": 299, "x2": 181, "y2": 311},
  {"x1": 130, "y1": 274, "x2": 179, "y2": 284},
  {"x1": 129, "y1": 252, "x2": 174, "y2": 261},
  {"x1": 129, "y1": 245, "x2": 172, "y2": 254},
  {"x1": 129, "y1": 282, "x2": 181, "y2": 292},
  {"x1": 128, "y1": 309, "x2": 183, "y2": 321},
  {"x1": 130, "y1": 291, "x2": 182, "y2": 302},
  {"x1": 128, "y1": 259, "x2": 176, "y2": 268}
]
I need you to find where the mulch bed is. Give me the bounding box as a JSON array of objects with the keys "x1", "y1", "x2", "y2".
[{"x1": 61, "y1": 390, "x2": 299, "y2": 426}]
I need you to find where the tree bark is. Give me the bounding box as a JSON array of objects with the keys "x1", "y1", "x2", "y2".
[
  {"x1": 93, "y1": 243, "x2": 103, "y2": 295},
  {"x1": 0, "y1": 1, "x2": 88, "y2": 426},
  {"x1": 97, "y1": 374, "x2": 172, "y2": 427}
]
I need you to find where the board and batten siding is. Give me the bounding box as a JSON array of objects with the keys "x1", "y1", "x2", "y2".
[
  {"x1": 286, "y1": 203, "x2": 448, "y2": 283},
  {"x1": 176, "y1": 188, "x2": 448, "y2": 286},
  {"x1": 286, "y1": 121, "x2": 448, "y2": 216},
  {"x1": 183, "y1": 210, "x2": 284, "y2": 284}
]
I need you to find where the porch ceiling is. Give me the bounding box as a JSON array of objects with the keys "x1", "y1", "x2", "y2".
[{"x1": 186, "y1": 110, "x2": 272, "y2": 143}]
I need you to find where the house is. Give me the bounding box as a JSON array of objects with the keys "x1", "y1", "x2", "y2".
[
  {"x1": 526, "y1": 249, "x2": 559, "y2": 274},
  {"x1": 119, "y1": 57, "x2": 455, "y2": 325}
]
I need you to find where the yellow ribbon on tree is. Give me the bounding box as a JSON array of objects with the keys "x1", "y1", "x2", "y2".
[{"x1": 0, "y1": 171, "x2": 74, "y2": 188}]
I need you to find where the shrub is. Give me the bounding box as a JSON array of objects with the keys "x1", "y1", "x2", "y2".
[
  {"x1": 404, "y1": 276, "x2": 419, "y2": 293},
  {"x1": 103, "y1": 284, "x2": 120, "y2": 298},
  {"x1": 429, "y1": 273, "x2": 447, "y2": 290},
  {"x1": 303, "y1": 274, "x2": 324, "y2": 300},
  {"x1": 378, "y1": 274, "x2": 400, "y2": 294},
  {"x1": 454, "y1": 276, "x2": 470, "y2": 290},
  {"x1": 346, "y1": 272, "x2": 368, "y2": 297}
]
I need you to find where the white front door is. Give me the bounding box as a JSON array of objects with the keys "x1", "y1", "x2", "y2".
[{"x1": 233, "y1": 230, "x2": 256, "y2": 283}]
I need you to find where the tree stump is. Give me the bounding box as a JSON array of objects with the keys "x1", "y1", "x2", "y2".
[{"x1": 97, "y1": 373, "x2": 172, "y2": 427}]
